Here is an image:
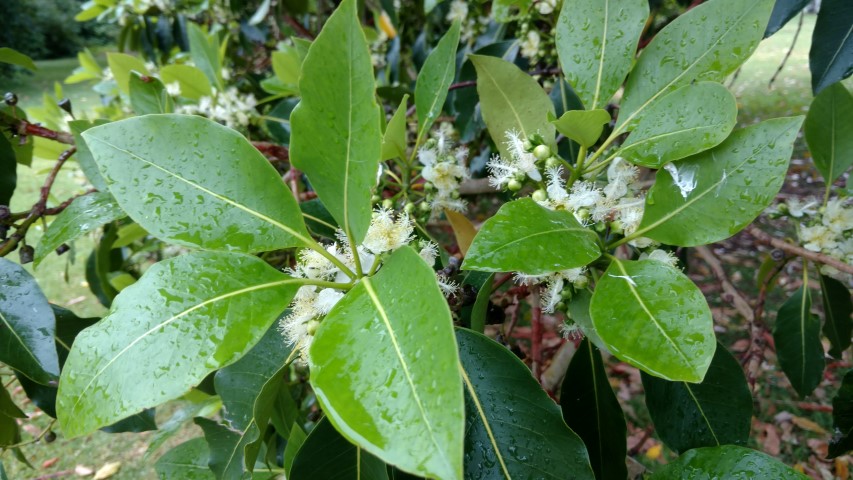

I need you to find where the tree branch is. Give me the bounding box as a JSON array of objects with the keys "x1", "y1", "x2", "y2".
[
  {"x1": 694, "y1": 245, "x2": 754, "y2": 322},
  {"x1": 746, "y1": 225, "x2": 853, "y2": 275}
]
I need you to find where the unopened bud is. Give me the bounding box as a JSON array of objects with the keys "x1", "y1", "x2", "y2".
[
  {"x1": 545, "y1": 156, "x2": 561, "y2": 169},
  {"x1": 4, "y1": 92, "x2": 17, "y2": 106},
  {"x1": 532, "y1": 189, "x2": 547, "y2": 202},
  {"x1": 533, "y1": 144, "x2": 551, "y2": 161},
  {"x1": 404, "y1": 202, "x2": 415, "y2": 214},
  {"x1": 419, "y1": 201, "x2": 432, "y2": 212},
  {"x1": 507, "y1": 179, "x2": 522, "y2": 191},
  {"x1": 382, "y1": 198, "x2": 394, "y2": 209},
  {"x1": 19, "y1": 245, "x2": 34, "y2": 264}
]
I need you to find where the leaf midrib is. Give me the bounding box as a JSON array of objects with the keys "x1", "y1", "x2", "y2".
[
  {"x1": 683, "y1": 382, "x2": 720, "y2": 445},
  {"x1": 815, "y1": 21, "x2": 853, "y2": 87},
  {"x1": 621, "y1": 121, "x2": 730, "y2": 156},
  {"x1": 483, "y1": 227, "x2": 595, "y2": 258},
  {"x1": 476, "y1": 61, "x2": 532, "y2": 143},
  {"x1": 459, "y1": 363, "x2": 512, "y2": 479},
  {"x1": 0, "y1": 309, "x2": 50, "y2": 379},
  {"x1": 591, "y1": 0, "x2": 610, "y2": 109},
  {"x1": 417, "y1": 24, "x2": 458, "y2": 138}
]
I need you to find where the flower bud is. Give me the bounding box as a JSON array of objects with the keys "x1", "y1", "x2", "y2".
[
  {"x1": 382, "y1": 198, "x2": 394, "y2": 209},
  {"x1": 523, "y1": 139, "x2": 534, "y2": 152},
  {"x1": 532, "y1": 189, "x2": 547, "y2": 202},
  {"x1": 419, "y1": 201, "x2": 432, "y2": 212},
  {"x1": 371, "y1": 195, "x2": 381, "y2": 203},
  {"x1": 545, "y1": 156, "x2": 561, "y2": 168},
  {"x1": 404, "y1": 202, "x2": 415, "y2": 214},
  {"x1": 533, "y1": 144, "x2": 551, "y2": 161},
  {"x1": 508, "y1": 179, "x2": 523, "y2": 191}
]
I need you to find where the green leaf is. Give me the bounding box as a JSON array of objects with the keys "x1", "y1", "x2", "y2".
[
  {"x1": 264, "y1": 98, "x2": 298, "y2": 146},
  {"x1": 458, "y1": 328, "x2": 594, "y2": 479},
  {"x1": 146, "y1": 394, "x2": 222, "y2": 458},
  {"x1": 1, "y1": 106, "x2": 33, "y2": 167},
  {"x1": 290, "y1": 0, "x2": 382, "y2": 244},
  {"x1": 829, "y1": 369, "x2": 853, "y2": 458},
  {"x1": 56, "y1": 252, "x2": 302, "y2": 438},
  {"x1": 568, "y1": 289, "x2": 606, "y2": 350},
  {"x1": 642, "y1": 343, "x2": 752, "y2": 453},
  {"x1": 0, "y1": 136, "x2": 15, "y2": 206},
  {"x1": 300, "y1": 199, "x2": 339, "y2": 240},
  {"x1": 155, "y1": 438, "x2": 215, "y2": 480},
  {"x1": 415, "y1": 21, "x2": 460, "y2": 143},
  {"x1": 195, "y1": 417, "x2": 256, "y2": 479},
  {"x1": 282, "y1": 424, "x2": 307, "y2": 476},
  {"x1": 101, "y1": 409, "x2": 157, "y2": 433},
  {"x1": 83, "y1": 114, "x2": 311, "y2": 253},
  {"x1": 618, "y1": 0, "x2": 774, "y2": 130},
  {"x1": 765, "y1": 0, "x2": 809, "y2": 37},
  {"x1": 821, "y1": 275, "x2": 853, "y2": 359},
  {"x1": 69, "y1": 119, "x2": 109, "y2": 191},
  {"x1": 549, "y1": 109, "x2": 611, "y2": 148},
  {"x1": 637, "y1": 117, "x2": 803, "y2": 247},
  {"x1": 188, "y1": 24, "x2": 222, "y2": 89},
  {"x1": 560, "y1": 338, "x2": 626, "y2": 480},
  {"x1": 810, "y1": 0, "x2": 853, "y2": 94},
  {"x1": 617, "y1": 82, "x2": 737, "y2": 168},
  {"x1": 591, "y1": 258, "x2": 715, "y2": 382},
  {"x1": 107, "y1": 52, "x2": 150, "y2": 94},
  {"x1": 463, "y1": 198, "x2": 600, "y2": 275},
  {"x1": 129, "y1": 72, "x2": 174, "y2": 115},
  {"x1": 0, "y1": 258, "x2": 59, "y2": 384},
  {"x1": 269, "y1": 46, "x2": 302, "y2": 96},
  {"x1": 34, "y1": 192, "x2": 125, "y2": 267},
  {"x1": 804, "y1": 82, "x2": 853, "y2": 185},
  {"x1": 773, "y1": 286, "x2": 825, "y2": 398},
  {"x1": 0, "y1": 414, "x2": 19, "y2": 447},
  {"x1": 466, "y1": 272, "x2": 493, "y2": 333},
  {"x1": 290, "y1": 418, "x2": 389, "y2": 479},
  {"x1": 309, "y1": 247, "x2": 464, "y2": 480},
  {"x1": 159, "y1": 65, "x2": 213, "y2": 100},
  {"x1": 555, "y1": 0, "x2": 648, "y2": 110},
  {"x1": 381, "y1": 95, "x2": 409, "y2": 161},
  {"x1": 471, "y1": 55, "x2": 556, "y2": 159},
  {"x1": 649, "y1": 445, "x2": 808, "y2": 479},
  {"x1": 0, "y1": 386, "x2": 26, "y2": 419},
  {"x1": 0, "y1": 48, "x2": 36, "y2": 71}
]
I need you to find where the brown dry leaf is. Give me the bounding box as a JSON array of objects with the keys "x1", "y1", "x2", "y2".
[
  {"x1": 444, "y1": 209, "x2": 477, "y2": 256},
  {"x1": 41, "y1": 457, "x2": 59, "y2": 468},
  {"x1": 792, "y1": 415, "x2": 828, "y2": 435},
  {"x1": 93, "y1": 461, "x2": 121, "y2": 480},
  {"x1": 806, "y1": 438, "x2": 828, "y2": 457},
  {"x1": 758, "y1": 422, "x2": 781, "y2": 456},
  {"x1": 835, "y1": 457, "x2": 849, "y2": 479}
]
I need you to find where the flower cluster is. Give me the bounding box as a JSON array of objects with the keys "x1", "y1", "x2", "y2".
[
  {"x1": 516, "y1": 268, "x2": 588, "y2": 313},
  {"x1": 418, "y1": 132, "x2": 470, "y2": 212},
  {"x1": 175, "y1": 86, "x2": 258, "y2": 129},
  {"x1": 446, "y1": 0, "x2": 491, "y2": 42},
  {"x1": 486, "y1": 130, "x2": 545, "y2": 189},
  {"x1": 794, "y1": 197, "x2": 853, "y2": 282}
]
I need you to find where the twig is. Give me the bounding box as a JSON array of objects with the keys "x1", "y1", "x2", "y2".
[
  {"x1": 768, "y1": 11, "x2": 804, "y2": 89},
  {"x1": 531, "y1": 290, "x2": 543, "y2": 379},
  {"x1": 694, "y1": 245, "x2": 754, "y2": 322},
  {"x1": 744, "y1": 255, "x2": 789, "y2": 393},
  {"x1": 6, "y1": 419, "x2": 57, "y2": 449},
  {"x1": 747, "y1": 225, "x2": 853, "y2": 275},
  {"x1": 0, "y1": 110, "x2": 75, "y2": 145},
  {"x1": 284, "y1": 15, "x2": 315, "y2": 39}
]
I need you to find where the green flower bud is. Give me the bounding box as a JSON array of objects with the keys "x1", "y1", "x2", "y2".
[
  {"x1": 532, "y1": 189, "x2": 547, "y2": 202},
  {"x1": 404, "y1": 202, "x2": 415, "y2": 213},
  {"x1": 533, "y1": 144, "x2": 551, "y2": 161},
  {"x1": 572, "y1": 276, "x2": 588, "y2": 289},
  {"x1": 545, "y1": 156, "x2": 561, "y2": 168},
  {"x1": 523, "y1": 139, "x2": 534, "y2": 151},
  {"x1": 371, "y1": 195, "x2": 381, "y2": 203},
  {"x1": 420, "y1": 201, "x2": 432, "y2": 212},
  {"x1": 508, "y1": 179, "x2": 523, "y2": 191},
  {"x1": 382, "y1": 198, "x2": 394, "y2": 209}
]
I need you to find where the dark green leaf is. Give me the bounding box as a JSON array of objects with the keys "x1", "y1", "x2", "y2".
[
  {"x1": 560, "y1": 338, "x2": 626, "y2": 480},
  {"x1": 0, "y1": 136, "x2": 15, "y2": 206},
  {"x1": 155, "y1": 437, "x2": 215, "y2": 479},
  {"x1": 829, "y1": 369, "x2": 853, "y2": 457},
  {"x1": 0, "y1": 47, "x2": 37, "y2": 71},
  {"x1": 0, "y1": 414, "x2": 20, "y2": 447},
  {"x1": 69, "y1": 119, "x2": 110, "y2": 191},
  {"x1": 0, "y1": 106, "x2": 33, "y2": 167},
  {"x1": 567, "y1": 290, "x2": 606, "y2": 350},
  {"x1": 457, "y1": 328, "x2": 594, "y2": 479},
  {"x1": 264, "y1": 98, "x2": 298, "y2": 147},
  {"x1": 821, "y1": 275, "x2": 853, "y2": 359},
  {"x1": 773, "y1": 286, "x2": 825, "y2": 397},
  {"x1": 129, "y1": 72, "x2": 174, "y2": 115},
  {"x1": 282, "y1": 424, "x2": 307, "y2": 476},
  {"x1": 309, "y1": 247, "x2": 464, "y2": 479},
  {"x1": 642, "y1": 343, "x2": 752, "y2": 453},
  {"x1": 548, "y1": 80, "x2": 582, "y2": 165},
  {"x1": 289, "y1": 418, "x2": 388, "y2": 480},
  {"x1": 810, "y1": 0, "x2": 853, "y2": 94},
  {"x1": 415, "y1": 21, "x2": 460, "y2": 143},
  {"x1": 649, "y1": 445, "x2": 808, "y2": 479},
  {"x1": 146, "y1": 394, "x2": 222, "y2": 458},
  {"x1": 804, "y1": 82, "x2": 853, "y2": 185},
  {"x1": 195, "y1": 417, "x2": 256, "y2": 479},
  {"x1": 549, "y1": 109, "x2": 610, "y2": 148},
  {"x1": 0, "y1": 258, "x2": 59, "y2": 384},
  {"x1": 300, "y1": 199, "x2": 339, "y2": 240},
  {"x1": 765, "y1": 0, "x2": 809, "y2": 37},
  {"x1": 0, "y1": 386, "x2": 25, "y2": 419},
  {"x1": 101, "y1": 409, "x2": 157, "y2": 433},
  {"x1": 83, "y1": 114, "x2": 311, "y2": 253},
  {"x1": 290, "y1": 0, "x2": 382, "y2": 244},
  {"x1": 467, "y1": 272, "x2": 493, "y2": 333},
  {"x1": 463, "y1": 198, "x2": 601, "y2": 275},
  {"x1": 591, "y1": 258, "x2": 715, "y2": 382},
  {"x1": 57, "y1": 252, "x2": 302, "y2": 437},
  {"x1": 0, "y1": 460, "x2": 7, "y2": 480}
]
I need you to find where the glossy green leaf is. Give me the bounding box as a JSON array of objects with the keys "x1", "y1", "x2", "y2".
[
  {"x1": 83, "y1": 114, "x2": 311, "y2": 252},
  {"x1": 829, "y1": 369, "x2": 853, "y2": 458},
  {"x1": 642, "y1": 343, "x2": 752, "y2": 453},
  {"x1": 467, "y1": 273, "x2": 493, "y2": 333},
  {"x1": 415, "y1": 21, "x2": 460, "y2": 143},
  {"x1": 282, "y1": 424, "x2": 307, "y2": 476},
  {"x1": 463, "y1": 198, "x2": 600, "y2": 275},
  {"x1": 0, "y1": 47, "x2": 37, "y2": 71},
  {"x1": 155, "y1": 438, "x2": 215, "y2": 480},
  {"x1": 637, "y1": 117, "x2": 803, "y2": 247},
  {"x1": 56, "y1": 252, "x2": 302, "y2": 438},
  {"x1": 0, "y1": 258, "x2": 59, "y2": 384},
  {"x1": 188, "y1": 23, "x2": 222, "y2": 89},
  {"x1": 765, "y1": 0, "x2": 809, "y2": 37},
  {"x1": 34, "y1": 192, "x2": 124, "y2": 267},
  {"x1": 290, "y1": 418, "x2": 388, "y2": 480},
  {"x1": 290, "y1": 0, "x2": 382, "y2": 244},
  {"x1": 0, "y1": 387, "x2": 25, "y2": 420},
  {"x1": 810, "y1": 0, "x2": 853, "y2": 94},
  {"x1": 69, "y1": 119, "x2": 109, "y2": 191},
  {"x1": 617, "y1": 82, "x2": 737, "y2": 168},
  {"x1": 471, "y1": 54, "x2": 556, "y2": 159},
  {"x1": 591, "y1": 258, "x2": 715, "y2": 382},
  {"x1": 0, "y1": 136, "x2": 15, "y2": 206},
  {"x1": 568, "y1": 290, "x2": 606, "y2": 350},
  {"x1": 101, "y1": 409, "x2": 157, "y2": 433},
  {"x1": 804, "y1": 82, "x2": 853, "y2": 185},
  {"x1": 549, "y1": 79, "x2": 583, "y2": 165},
  {"x1": 560, "y1": 338, "x2": 626, "y2": 480},
  {"x1": 107, "y1": 52, "x2": 149, "y2": 94},
  {"x1": 458, "y1": 328, "x2": 594, "y2": 479},
  {"x1": 618, "y1": 0, "x2": 773, "y2": 130},
  {"x1": 159, "y1": 65, "x2": 213, "y2": 100},
  {"x1": 309, "y1": 247, "x2": 464, "y2": 480},
  {"x1": 773, "y1": 286, "x2": 825, "y2": 397},
  {"x1": 382, "y1": 95, "x2": 409, "y2": 161},
  {"x1": 195, "y1": 417, "x2": 257, "y2": 479},
  {"x1": 129, "y1": 72, "x2": 174, "y2": 115},
  {"x1": 549, "y1": 109, "x2": 610, "y2": 148},
  {"x1": 821, "y1": 275, "x2": 853, "y2": 359},
  {"x1": 0, "y1": 414, "x2": 19, "y2": 447},
  {"x1": 555, "y1": 0, "x2": 648, "y2": 110},
  {"x1": 650, "y1": 445, "x2": 808, "y2": 479}
]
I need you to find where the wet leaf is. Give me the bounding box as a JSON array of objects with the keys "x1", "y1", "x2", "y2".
[
  {"x1": 765, "y1": 0, "x2": 809, "y2": 37},
  {"x1": 810, "y1": 0, "x2": 853, "y2": 94},
  {"x1": 415, "y1": 21, "x2": 460, "y2": 143},
  {"x1": 773, "y1": 286, "x2": 825, "y2": 398},
  {"x1": 649, "y1": 445, "x2": 808, "y2": 479},
  {"x1": 289, "y1": 418, "x2": 388, "y2": 479},
  {"x1": 69, "y1": 119, "x2": 109, "y2": 191},
  {"x1": 188, "y1": 23, "x2": 222, "y2": 89},
  {"x1": 829, "y1": 370, "x2": 853, "y2": 458},
  {"x1": 821, "y1": 275, "x2": 853, "y2": 359},
  {"x1": 155, "y1": 438, "x2": 214, "y2": 479},
  {"x1": 804, "y1": 82, "x2": 853, "y2": 185},
  {"x1": 549, "y1": 109, "x2": 611, "y2": 148},
  {"x1": 159, "y1": 65, "x2": 212, "y2": 100},
  {"x1": 129, "y1": 72, "x2": 174, "y2": 115}
]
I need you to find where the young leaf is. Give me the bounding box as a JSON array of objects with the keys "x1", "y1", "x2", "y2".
[
  {"x1": 555, "y1": 0, "x2": 648, "y2": 110},
  {"x1": 188, "y1": 23, "x2": 222, "y2": 89},
  {"x1": 106, "y1": 52, "x2": 150, "y2": 94},
  {"x1": 617, "y1": 82, "x2": 737, "y2": 168},
  {"x1": 69, "y1": 119, "x2": 109, "y2": 191},
  {"x1": 637, "y1": 117, "x2": 803, "y2": 247},
  {"x1": 642, "y1": 343, "x2": 752, "y2": 453},
  {"x1": 155, "y1": 438, "x2": 215, "y2": 480},
  {"x1": 560, "y1": 338, "x2": 627, "y2": 480},
  {"x1": 159, "y1": 65, "x2": 213, "y2": 100},
  {"x1": 0, "y1": 136, "x2": 15, "y2": 206},
  {"x1": 129, "y1": 72, "x2": 174, "y2": 115},
  {"x1": 821, "y1": 275, "x2": 853, "y2": 359},
  {"x1": 0, "y1": 258, "x2": 59, "y2": 385},
  {"x1": 463, "y1": 198, "x2": 600, "y2": 275},
  {"x1": 382, "y1": 94, "x2": 409, "y2": 161},
  {"x1": 415, "y1": 21, "x2": 461, "y2": 143},
  {"x1": 309, "y1": 247, "x2": 464, "y2": 480},
  {"x1": 289, "y1": 418, "x2": 388, "y2": 480},
  {"x1": 458, "y1": 329, "x2": 595, "y2": 480},
  {"x1": 590, "y1": 258, "x2": 715, "y2": 383},
  {"x1": 34, "y1": 192, "x2": 125, "y2": 267},
  {"x1": 829, "y1": 370, "x2": 853, "y2": 458},
  {"x1": 0, "y1": 47, "x2": 37, "y2": 71},
  {"x1": 549, "y1": 109, "x2": 611, "y2": 148},
  {"x1": 773, "y1": 286, "x2": 825, "y2": 398},
  {"x1": 56, "y1": 252, "x2": 302, "y2": 438},
  {"x1": 471, "y1": 55, "x2": 556, "y2": 160},
  {"x1": 290, "y1": 0, "x2": 382, "y2": 244},
  {"x1": 649, "y1": 445, "x2": 808, "y2": 479},
  {"x1": 810, "y1": 0, "x2": 853, "y2": 94},
  {"x1": 618, "y1": 0, "x2": 774, "y2": 129},
  {"x1": 83, "y1": 114, "x2": 311, "y2": 253},
  {"x1": 804, "y1": 82, "x2": 853, "y2": 186}
]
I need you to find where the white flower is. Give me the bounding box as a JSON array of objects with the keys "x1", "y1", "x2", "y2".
[
  {"x1": 800, "y1": 224, "x2": 837, "y2": 252},
  {"x1": 487, "y1": 155, "x2": 520, "y2": 188},
  {"x1": 165, "y1": 81, "x2": 181, "y2": 97},
  {"x1": 785, "y1": 197, "x2": 818, "y2": 218},
  {"x1": 607, "y1": 158, "x2": 638, "y2": 186},
  {"x1": 543, "y1": 166, "x2": 570, "y2": 210},
  {"x1": 541, "y1": 276, "x2": 564, "y2": 313},
  {"x1": 315, "y1": 288, "x2": 345, "y2": 314},
  {"x1": 629, "y1": 237, "x2": 657, "y2": 249},
  {"x1": 362, "y1": 208, "x2": 414, "y2": 254},
  {"x1": 646, "y1": 249, "x2": 678, "y2": 268},
  {"x1": 436, "y1": 273, "x2": 460, "y2": 297},
  {"x1": 822, "y1": 198, "x2": 853, "y2": 234},
  {"x1": 614, "y1": 197, "x2": 645, "y2": 235},
  {"x1": 280, "y1": 286, "x2": 321, "y2": 351},
  {"x1": 419, "y1": 242, "x2": 439, "y2": 266},
  {"x1": 446, "y1": 0, "x2": 468, "y2": 23},
  {"x1": 536, "y1": 0, "x2": 557, "y2": 15},
  {"x1": 520, "y1": 30, "x2": 541, "y2": 59},
  {"x1": 566, "y1": 181, "x2": 603, "y2": 211}
]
